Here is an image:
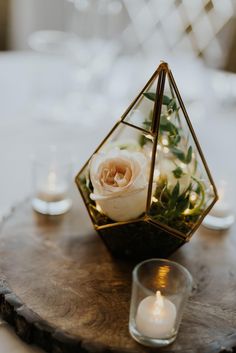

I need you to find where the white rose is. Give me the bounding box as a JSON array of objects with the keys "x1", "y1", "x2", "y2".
[
  {"x1": 89, "y1": 148, "x2": 148, "y2": 221},
  {"x1": 158, "y1": 158, "x2": 191, "y2": 194}
]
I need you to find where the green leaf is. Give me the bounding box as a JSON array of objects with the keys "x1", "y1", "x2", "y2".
[
  {"x1": 162, "y1": 95, "x2": 172, "y2": 105},
  {"x1": 142, "y1": 109, "x2": 153, "y2": 129},
  {"x1": 172, "y1": 167, "x2": 183, "y2": 179},
  {"x1": 186, "y1": 146, "x2": 193, "y2": 164},
  {"x1": 168, "y1": 182, "x2": 180, "y2": 209},
  {"x1": 171, "y1": 148, "x2": 186, "y2": 162},
  {"x1": 143, "y1": 121, "x2": 151, "y2": 127},
  {"x1": 143, "y1": 92, "x2": 172, "y2": 106},
  {"x1": 172, "y1": 182, "x2": 180, "y2": 200},
  {"x1": 160, "y1": 116, "x2": 178, "y2": 135},
  {"x1": 171, "y1": 146, "x2": 193, "y2": 164},
  {"x1": 143, "y1": 92, "x2": 156, "y2": 101},
  {"x1": 167, "y1": 98, "x2": 177, "y2": 112},
  {"x1": 139, "y1": 134, "x2": 147, "y2": 147},
  {"x1": 171, "y1": 135, "x2": 181, "y2": 146},
  {"x1": 176, "y1": 197, "x2": 189, "y2": 213},
  {"x1": 195, "y1": 184, "x2": 201, "y2": 194}
]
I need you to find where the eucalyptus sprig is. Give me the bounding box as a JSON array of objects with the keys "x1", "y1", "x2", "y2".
[
  {"x1": 142, "y1": 92, "x2": 181, "y2": 146},
  {"x1": 171, "y1": 146, "x2": 193, "y2": 164},
  {"x1": 136, "y1": 91, "x2": 204, "y2": 233},
  {"x1": 143, "y1": 92, "x2": 178, "y2": 113}
]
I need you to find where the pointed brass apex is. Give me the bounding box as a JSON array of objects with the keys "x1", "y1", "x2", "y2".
[{"x1": 159, "y1": 61, "x2": 169, "y2": 71}]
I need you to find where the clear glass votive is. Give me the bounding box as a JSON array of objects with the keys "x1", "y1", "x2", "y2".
[
  {"x1": 32, "y1": 148, "x2": 72, "y2": 215},
  {"x1": 202, "y1": 213, "x2": 235, "y2": 231},
  {"x1": 129, "y1": 258, "x2": 192, "y2": 347},
  {"x1": 202, "y1": 180, "x2": 235, "y2": 230}
]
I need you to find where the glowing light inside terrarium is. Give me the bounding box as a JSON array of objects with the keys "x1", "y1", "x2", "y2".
[
  {"x1": 145, "y1": 134, "x2": 154, "y2": 141},
  {"x1": 163, "y1": 147, "x2": 169, "y2": 154},
  {"x1": 96, "y1": 204, "x2": 103, "y2": 213},
  {"x1": 190, "y1": 192, "x2": 198, "y2": 202},
  {"x1": 183, "y1": 208, "x2": 192, "y2": 215},
  {"x1": 152, "y1": 196, "x2": 158, "y2": 203},
  {"x1": 154, "y1": 169, "x2": 160, "y2": 180},
  {"x1": 161, "y1": 137, "x2": 169, "y2": 146}
]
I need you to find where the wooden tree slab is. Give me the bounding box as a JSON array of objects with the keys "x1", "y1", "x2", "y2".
[{"x1": 0, "y1": 195, "x2": 236, "y2": 353}]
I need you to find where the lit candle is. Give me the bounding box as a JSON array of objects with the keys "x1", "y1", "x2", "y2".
[
  {"x1": 136, "y1": 291, "x2": 176, "y2": 338},
  {"x1": 210, "y1": 201, "x2": 231, "y2": 218},
  {"x1": 37, "y1": 169, "x2": 67, "y2": 203}
]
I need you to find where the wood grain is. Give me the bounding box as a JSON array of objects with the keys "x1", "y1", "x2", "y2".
[{"x1": 0, "y1": 195, "x2": 236, "y2": 353}]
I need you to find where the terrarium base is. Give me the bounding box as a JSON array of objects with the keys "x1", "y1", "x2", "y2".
[
  {"x1": 98, "y1": 221, "x2": 185, "y2": 260},
  {"x1": 0, "y1": 197, "x2": 235, "y2": 353}
]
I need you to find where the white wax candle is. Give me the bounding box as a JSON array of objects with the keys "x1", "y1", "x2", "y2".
[
  {"x1": 136, "y1": 291, "x2": 176, "y2": 339},
  {"x1": 210, "y1": 182, "x2": 233, "y2": 218},
  {"x1": 38, "y1": 170, "x2": 67, "y2": 202},
  {"x1": 210, "y1": 201, "x2": 231, "y2": 218}
]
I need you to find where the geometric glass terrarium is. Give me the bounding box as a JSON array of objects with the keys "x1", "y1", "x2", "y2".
[{"x1": 75, "y1": 62, "x2": 218, "y2": 261}]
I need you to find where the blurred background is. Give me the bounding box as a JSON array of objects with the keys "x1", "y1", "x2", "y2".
[
  {"x1": 3, "y1": 0, "x2": 236, "y2": 67},
  {"x1": 2, "y1": 0, "x2": 236, "y2": 119},
  {"x1": 1, "y1": 0, "x2": 236, "y2": 120}
]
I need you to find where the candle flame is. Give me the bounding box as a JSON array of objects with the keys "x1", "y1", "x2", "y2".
[{"x1": 153, "y1": 291, "x2": 164, "y2": 316}]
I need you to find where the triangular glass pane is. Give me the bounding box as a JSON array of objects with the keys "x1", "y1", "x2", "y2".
[
  {"x1": 147, "y1": 73, "x2": 217, "y2": 236},
  {"x1": 77, "y1": 122, "x2": 154, "y2": 227},
  {"x1": 123, "y1": 71, "x2": 159, "y2": 132}
]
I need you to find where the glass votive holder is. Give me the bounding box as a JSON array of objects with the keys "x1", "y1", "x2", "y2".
[
  {"x1": 129, "y1": 258, "x2": 192, "y2": 348},
  {"x1": 202, "y1": 180, "x2": 235, "y2": 230},
  {"x1": 32, "y1": 148, "x2": 72, "y2": 215}
]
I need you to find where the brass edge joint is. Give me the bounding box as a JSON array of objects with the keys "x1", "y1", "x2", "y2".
[{"x1": 159, "y1": 61, "x2": 169, "y2": 71}]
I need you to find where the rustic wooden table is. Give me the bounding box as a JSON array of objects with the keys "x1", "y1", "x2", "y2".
[{"x1": 1, "y1": 190, "x2": 236, "y2": 353}]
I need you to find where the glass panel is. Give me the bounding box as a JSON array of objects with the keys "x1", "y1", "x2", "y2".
[
  {"x1": 123, "y1": 73, "x2": 159, "y2": 132},
  {"x1": 146, "y1": 75, "x2": 216, "y2": 236},
  {"x1": 77, "y1": 122, "x2": 153, "y2": 226}
]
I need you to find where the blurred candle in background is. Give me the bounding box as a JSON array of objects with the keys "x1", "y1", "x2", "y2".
[
  {"x1": 203, "y1": 180, "x2": 235, "y2": 230},
  {"x1": 32, "y1": 146, "x2": 73, "y2": 216}
]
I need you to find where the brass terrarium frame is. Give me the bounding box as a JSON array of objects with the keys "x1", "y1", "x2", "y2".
[{"x1": 75, "y1": 62, "x2": 218, "y2": 259}]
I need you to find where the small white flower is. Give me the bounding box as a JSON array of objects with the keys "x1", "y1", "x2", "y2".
[
  {"x1": 158, "y1": 158, "x2": 192, "y2": 194},
  {"x1": 89, "y1": 148, "x2": 149, "y2": 221}
]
